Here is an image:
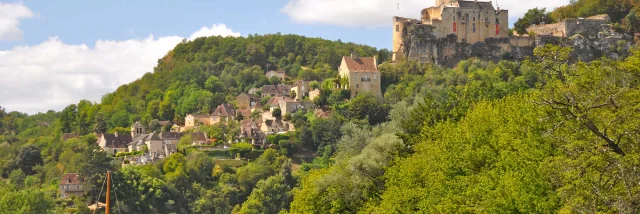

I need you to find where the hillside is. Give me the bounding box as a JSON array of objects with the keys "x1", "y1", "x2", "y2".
[{"x1": 1, "y1": 28, "x2": 640, "y2": 213}]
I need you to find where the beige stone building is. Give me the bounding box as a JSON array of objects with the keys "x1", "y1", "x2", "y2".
[
  {"x1": 339, "y1": 55, "x2": 382, "y2": 98},
  {"x1": 185, "y1": 114, "x2": 211, "y2": 129},
  {"x1": 237, "y1": 93, "x2": 260, "y2": 111},
  {"x1": 266, "y1": 70, "x2": 286, "y2": 81},
  {"x1": 211, "y1": 103, "x2": 236, "y2": 124},
  {"x1": 393, "y1": 0, "x2": 509, "y2": 61},
  {"x1": 60, "y1": 173, "x2": 86, "y2": 199},
  {"x1": 290, "y1": 80, "x2": 310, "y2": 101}
]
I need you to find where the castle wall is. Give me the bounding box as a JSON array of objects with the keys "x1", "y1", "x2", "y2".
[
  {"x1": 527, "y1": 17, "x2": 608, "y2": 38},
  {"x1": 401, "y1": 21, "x2": 632, "y2": 67},
  {"x1": 392, "y1": 16, "x2": 418, "y2": 62},
  {"x1": 526, "y1": 22, "x2": 566, "y2": 36}
]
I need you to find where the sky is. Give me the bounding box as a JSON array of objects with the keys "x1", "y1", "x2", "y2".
[{"x1": 0, "y1": 0, "x2": 570, "y2": 114}]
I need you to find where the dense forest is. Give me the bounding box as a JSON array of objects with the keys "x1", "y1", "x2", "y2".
[{"x1": 2, "y1": 1, "x2": 640, "y2": 213}]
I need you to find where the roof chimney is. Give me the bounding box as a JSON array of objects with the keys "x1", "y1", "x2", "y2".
[{"x1": 351, "y1": 52, "x2": 358, "y2": 59}]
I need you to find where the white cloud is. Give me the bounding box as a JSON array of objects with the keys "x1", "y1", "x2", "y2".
[
  {"x1": 189, "y1": 24, "x2": 241, "y2": 40},
  {"x1": 281, "y1": 0, "x2": 570, "y2": 27},
  {"x1": 0, "y1": 2, "x2": 34, "y2": 41},
  {"x1": 0, "y1": 24, "x2": 240, "y2": 114}
]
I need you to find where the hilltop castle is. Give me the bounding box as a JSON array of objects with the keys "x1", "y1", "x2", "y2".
[
  {"x1": 393, "y1": 0, "x2": 632, "y2": 67},
  {"x1": 393, "y1": 0, "x2": 509, "y2": 62}
]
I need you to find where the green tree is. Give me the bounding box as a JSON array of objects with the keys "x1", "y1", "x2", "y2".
[
  {"x1": 94, "y1": 112, "x2": 108, "y2": 133},
  {"x1": 60, "y1": 104, "x2": 77, "y2": 133},
  {"x1": 0, "y1": 189, "x2": 54, "y2": 213},
  {"x1": 348, "y1": 93, "x2": 388, "y2": 125},
  {"x1": 514, "y1": 8, "x2": 554, "y2": 35},
  {"x1": 230, "y1": 143, "x2": 253, "y2": 158},
  {"x1": 236, "y1": 174, "x2": 292, "y2": 214},
  {"x1": 15, "y1": 144, "x2": 43, "y2": 175}
]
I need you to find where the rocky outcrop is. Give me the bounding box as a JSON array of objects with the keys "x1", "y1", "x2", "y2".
[{"x1": 402, "y1": 22, "x2": 633, "y2": 67}]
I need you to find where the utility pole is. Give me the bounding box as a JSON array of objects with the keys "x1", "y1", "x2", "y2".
[{"x1": 106, "y1": 171, "x2": 111, "y2": 214}]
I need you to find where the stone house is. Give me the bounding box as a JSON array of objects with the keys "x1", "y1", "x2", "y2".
[
  {"x1": 211, "y1": 103, "x2": 236, "y2": 124},
  {"x1": 392, "y1": 0, "x2": 509, "y2": 62},
  {"x1": 339, "y1": 55, "x2": 382, "y2": 98},
  {"x1": 238, "y1": 120, "x2": 267, "y2": 148},
  {"x1": 266, "y1": 70, "x2": 286, "y2": 81},
  {"x1": 237, "y1": 93, "x2": 260, "y2": 112},
  {"x1": 160, "y1": 132, "x2": 181, "y2": 156},
  {"x1": 192, "y1": 132, "x2": 208, "y2": 145},
  {"x1": 60, "y1": 173, "x2": 86, "y2": 199},
  {"x1": 261, "y1": 84, "x2": 291, "y2": 98},
  {"x1": 291, "y1": 80, "x2": 311, "y2": 101},
  {"x1": 185, "y1": 114, "x2": 211, "y2": 129},
  {"x1": 128, "y1": 134, "x2": 147, "y2": 152},
  {"x1": 96, "y1": 132, "x2": 131, "y2": 155},
  {"x1": 261, "y1": 119, "x2": 294, "y2": 135}
]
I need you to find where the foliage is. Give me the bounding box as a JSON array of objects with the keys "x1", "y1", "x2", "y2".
[
  {"x1": 230, "y1": 142, "x2": 253, "y2": 158},
  {"x1": 514, "y1": 8, "x2": 555, "y2": 35}
]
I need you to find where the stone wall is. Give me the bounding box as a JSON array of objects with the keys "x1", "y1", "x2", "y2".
[
  {"x1": 402, "y1": 22, "x2": 633, "y2": 67},
  {"x1": 526, "y1": 22, "x2": 566, "y2": 36}
]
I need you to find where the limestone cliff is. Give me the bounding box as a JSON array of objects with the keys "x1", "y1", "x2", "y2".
[{"x1": 401, "y1": 21, "x2": 633, "y2": 67}]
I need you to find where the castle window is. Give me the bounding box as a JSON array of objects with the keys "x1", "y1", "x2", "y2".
[
  {"x1": 496, "y1": 18, "x2": 500, "y2": 24},
  {"x1": 473, "y1": 23, "x2": 476, "y2": 33},
  {"x1": 396, "y1": 25, "x2": 399, "y2": 32},
  {"x1": 473, "y1": 17, "x2": 475, "y2": 21},
  {"x1": 356, "y1": 84, "x2": 359, "y2": 88}
]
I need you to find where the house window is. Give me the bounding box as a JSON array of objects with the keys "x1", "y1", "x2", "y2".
[{"x1": 396, "y1": 25, "x2": 399, "y2": 32}]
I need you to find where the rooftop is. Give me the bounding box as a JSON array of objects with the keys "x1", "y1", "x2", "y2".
[{"x1": 342, "y1": 56, "x2": 377, "y2": 72}]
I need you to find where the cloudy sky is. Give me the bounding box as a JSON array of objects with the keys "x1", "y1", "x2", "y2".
[{"x1": 0, "y1": 0, "x2": 570, "y2": 114}]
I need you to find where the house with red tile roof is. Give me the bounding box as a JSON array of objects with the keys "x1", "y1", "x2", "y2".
[
  {"x1": 60, "y1": 173, "x2": 86, "y2": 199},
  {"x1": 339, "y1": 54, "x2": 382, "y2": 98}
]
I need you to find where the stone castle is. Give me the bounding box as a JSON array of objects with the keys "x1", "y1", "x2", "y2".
[{"x1": 393, "y1": 0, "x2": 633, "y2": 67}]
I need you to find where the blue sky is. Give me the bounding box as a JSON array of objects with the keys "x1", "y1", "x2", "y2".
[
  {"x1": 2, "y1": 0, "x2": 392, "y2": 50},
  {"x1": 0, "y1": 0, "x2": 570, "y2": 114}
]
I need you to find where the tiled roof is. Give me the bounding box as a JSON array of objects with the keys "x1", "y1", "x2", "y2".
[
  {"x1": 102, "y1": 133, "x2": 132, "y2": 148},
  {"x1": 262, "y1": 85, "x2": 278, "y2": 94},
  {"x1": 457, "y1": 1, "x2": 494, "y2": 10},
  {"x1": 268, "y1": 96, "x2": 294, "y2": 106},
  {"x1": 158, "y1": 121, "x2": 172, "y2": 126},
  {"x1": 192, "y1": 132, "x2": 207, "y2": 141},
  {"x1": 160, "y1": 132, "x2": 182, "y2": 140},
  {"x1": 238, "y1": 109, "x2": 252, "y2": 118},
  {"x1": 61, "y1": 173, "x2": 83, "y2": 185},
  {"x1": 212, "y1": 103, "x2": 236, "y2": 117},
  {"x1": 189, "y1": 114, "x2": 210, "y2": 119},
  {"x1": 342, "y1": 56, "x2": 377, "y2": 72},
  {"x1": 129, "y1": 134, "x2": 149, "y2": 146},
  {"x1": 146, "y1": 132, "x2": 162, "y2": 141}
]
